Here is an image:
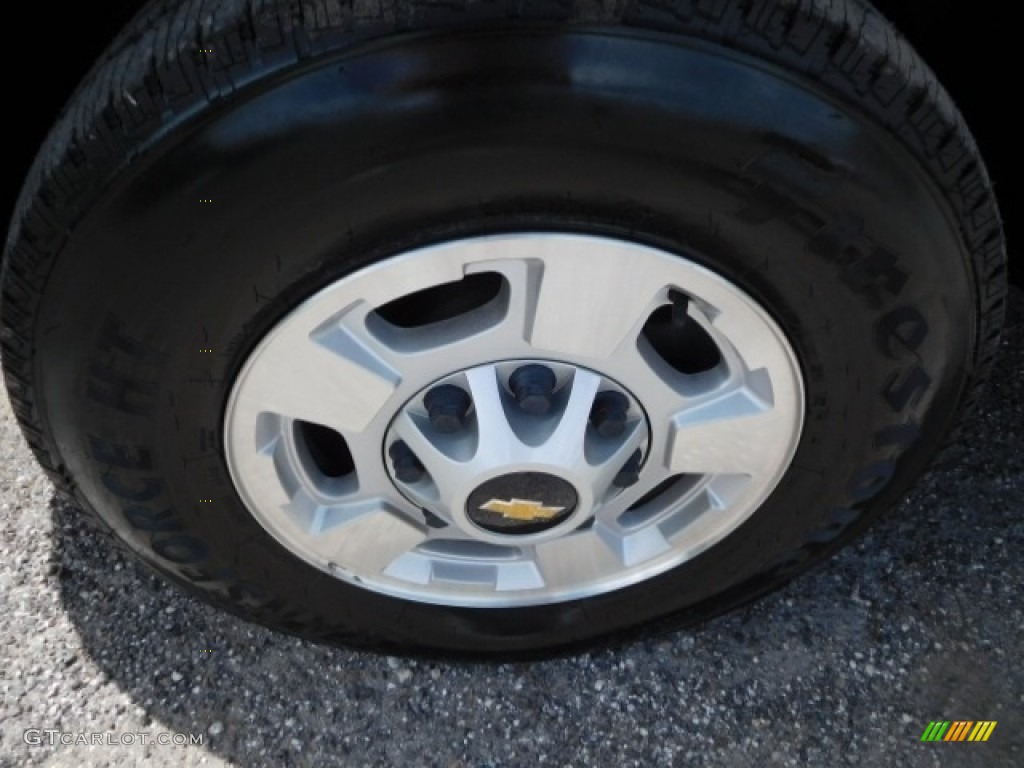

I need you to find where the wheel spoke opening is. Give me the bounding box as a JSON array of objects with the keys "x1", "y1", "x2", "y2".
[
  {"x1": 295, "y1": 421, "x2": 356, "y2": 480},
  {"x1": 366, "y1": 270, "x2": 509, "y2": 354},
  {"x1": 618, "y1": 474, "x2": 701, "y2": 528},
  {"x1": 373, "y1": 270, "x2": 506, "y2": 328},
  {"x1": 641, "y1": 293, "x2": 723, "y2": 375}
]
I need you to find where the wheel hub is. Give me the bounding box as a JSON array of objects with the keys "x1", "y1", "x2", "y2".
[{"x1": 384, "y1": 361, "x2": 649, "y2": 544}]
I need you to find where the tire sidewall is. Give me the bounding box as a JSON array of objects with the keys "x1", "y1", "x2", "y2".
[{"x1": 33, "y1": 29, "x2": 974, "y2": 653}]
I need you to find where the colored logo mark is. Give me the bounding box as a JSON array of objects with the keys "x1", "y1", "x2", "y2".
[
  {"x1": 920, "y1": 721, "x2": 997, "y2": 742},
  {"x1": 480, "y1": 498, "x2": 565, "y2": 522}
]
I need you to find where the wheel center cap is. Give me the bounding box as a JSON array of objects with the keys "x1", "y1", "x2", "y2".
[{"x1": 466, "y1": 472, "x2": 578, "y2": 535}]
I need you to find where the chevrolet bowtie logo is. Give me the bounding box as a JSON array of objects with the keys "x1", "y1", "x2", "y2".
[{"x1": 479, "y1": 498, "x2": 565, "y2": 522}]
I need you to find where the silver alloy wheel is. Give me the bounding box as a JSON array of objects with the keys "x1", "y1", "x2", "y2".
[{"x1": 224, "y1": 234, "x2": 805, "y2": 607}]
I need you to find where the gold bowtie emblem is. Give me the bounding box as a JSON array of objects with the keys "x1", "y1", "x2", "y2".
[{"x1": 479, "y1": 498, "x2": 565, "y2": 522}]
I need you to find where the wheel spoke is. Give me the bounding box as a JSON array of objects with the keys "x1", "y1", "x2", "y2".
[
  {"x1": 546, "y1": 368, "x2": 603, "y2": 462},
  {"x1": 665, "y1": 371, "x2": 784, "y2": 477},
  {"x1": 325, "y1": 506, "x2": 429, "y2": 577},
  {"x1": 534, "y1": 531, "x2": 626, "y2": 585},
  {"x1": 382, "y1": 536, "x2": 544, "y2": 593},
  {"x1": 283, "y1": 494, "x2": 386, "y2": 536},
  {"x1": 594, "y1": 520, "x2": 672, "y2": 568},
  {"x1": 463, "y1": 366, "x2": 518, "y2": 455},
  {"x1": 389, "y1": 410, "x2": 467, "y2": 504},
  {"x1": 233, "y1": 300, "x2": 400, "y2": 433},
  {"x1": 521, "y1": 237, "x2": 669, "y2": 360}
]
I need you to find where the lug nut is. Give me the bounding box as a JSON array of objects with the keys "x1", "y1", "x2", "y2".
[
  {"x1": 509, "y1": 365, "x2": 557, "y2": 416},
  {"x1": 590, "y1": 391, "x2": 630, "y2": 437},
  {"x1": 424, "y1": 385, "x2": 472, "y2": 433},
  {"x1": 388, "y1": 441, "x2": 425, "y2": 483},
  {"x1": 613, "y1": 449, "x2": 643, "y2": 488}
]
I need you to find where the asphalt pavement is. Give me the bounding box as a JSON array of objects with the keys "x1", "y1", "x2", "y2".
[{"x1": 2, "y1": 289, "x2": 1021, "y2": 768}]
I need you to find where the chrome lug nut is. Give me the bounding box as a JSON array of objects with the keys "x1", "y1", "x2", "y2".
[
  {"x1": 424, "y1": 384, "x2": 472, "y2": 433},
  {"x1": 590, "y1": 391, "x2": 630, "y2": 437},
  {"x1": 613, "y1": 449, "x2": 644, "y2": 488},
  {"x1": 388, "y1": 441, "x2": 425, "y2": 483},
  {"x1": 509, "y1": 364, "x2": 557, "y2": 416}
]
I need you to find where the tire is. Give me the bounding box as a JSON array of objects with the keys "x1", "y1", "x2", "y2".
[{"x1": 1, "y1": 0, "x2": 1006, "y2": 657}]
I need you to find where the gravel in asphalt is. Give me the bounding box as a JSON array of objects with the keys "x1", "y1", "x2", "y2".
[{"x1": 1, "y1": 289, "x2": 1022, "y2": 768}]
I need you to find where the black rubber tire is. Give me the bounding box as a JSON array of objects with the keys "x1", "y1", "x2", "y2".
[{"x1": 1, "y1": 0, "x2": 1007, "y2": 657}]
